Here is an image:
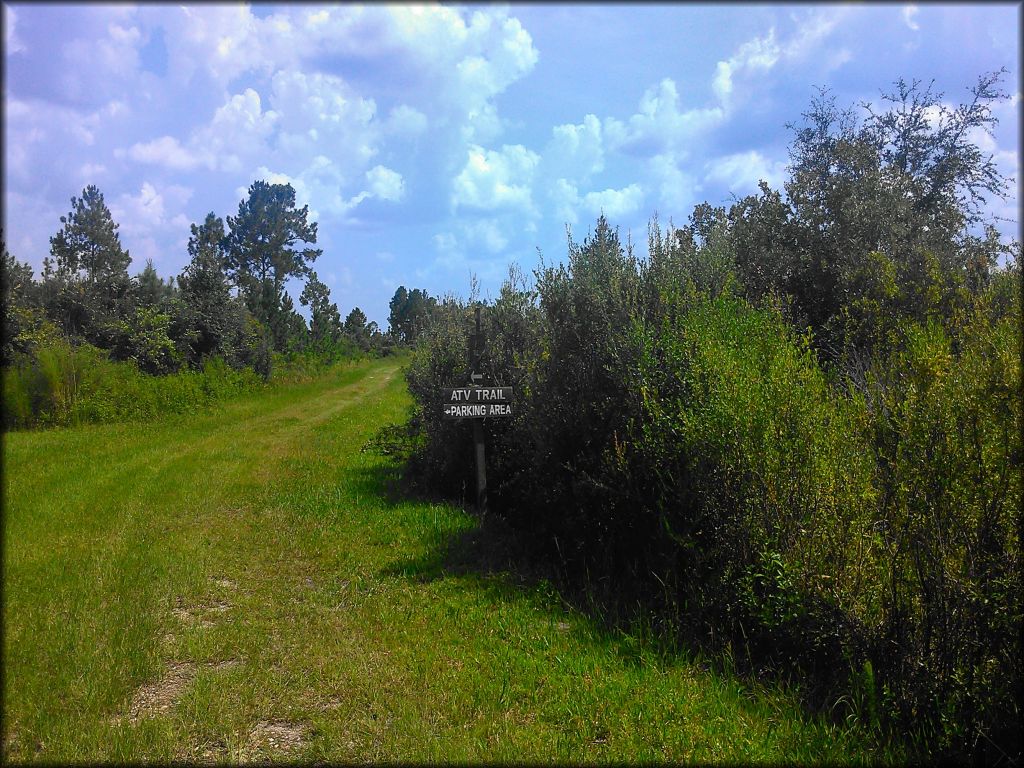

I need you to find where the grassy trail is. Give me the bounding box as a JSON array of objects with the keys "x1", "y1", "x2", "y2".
[{"x1": 2, "y1": 357, "x2": 891, "y2": 763}]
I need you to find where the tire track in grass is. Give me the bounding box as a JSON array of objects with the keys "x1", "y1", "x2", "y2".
[{"x1": 2, "y1": 357, "x2": 404, "y2": 764}]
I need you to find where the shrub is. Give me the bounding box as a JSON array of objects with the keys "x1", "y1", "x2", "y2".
[
  {"x1": 403, "y1": 215, "x2": 1021, "y2": 759},
  {"x1": 2, "y1": 341, "x2": 263, "y2": 430},
  {"x1": 862, "y1": 310, "x2": 1021, "y2": 757}
]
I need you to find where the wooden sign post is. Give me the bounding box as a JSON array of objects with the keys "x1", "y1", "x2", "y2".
[
  {"x1": 441, "y1": 306, "x2": 514, "y2": 513},
  {"x1": 469, "y1": 307, "x2": 486, "y2": 513}
]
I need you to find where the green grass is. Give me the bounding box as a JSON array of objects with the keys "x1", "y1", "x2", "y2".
[{"x1": 2, "y1": 356, "x2": 899, "y2": 763}]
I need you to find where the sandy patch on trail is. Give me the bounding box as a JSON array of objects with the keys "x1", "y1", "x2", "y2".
[
  {"x1": 118, "y1": 659, "x2": 242, "y2": 725},
  {"x1": 241, "y1": 720, "x2": 310, "y2": 760},
  {"x1": 126, "y1": 661, "x2": 198, "y2": 724},
  {"x1": 177, "y1": 739, "x2": 230, "y2": 764},
  {"x1": 171, "y1": 595, "x2": 232, "y2": 628},
  {"x1": 174, "y1": 716, "x2": 310, "y2": 763}
]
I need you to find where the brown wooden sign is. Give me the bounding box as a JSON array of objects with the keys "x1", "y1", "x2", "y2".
[{"x1": 442, "y1": 387, "x2": 513, "y2": 419}]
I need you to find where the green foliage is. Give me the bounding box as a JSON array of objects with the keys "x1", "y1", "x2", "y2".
[
  {"x1": 134, "y1": 258, "x2": 175, "y2": 308},
  {"x1": 388, "y1": 286, "x2": 438, "y2": 344},
  {"x1": 728, "y1": 71, "x2": 1014, "y2": 362},
  {"x1": 3, "y1": 358, "x2": 889, "y2": 763},
  {"x1": 861, "y1": 307, "x2": 1021, "y2": 754},
  {"x1": 300, "y1": 270, "x2": 343, "y2": 351},
  {"x1": 1, "y1": 339, "x2": 262, "y2": 430},
  {"x1": 46, "y1": 185, "x2": 133, "y2": 344},
  {"x1": 405, "y1": 200, "x2": 1021, "y2": 760},
  {"x1": 49, "y1": 185, "x2": 131, "y2": 288},
  {"x1": 2, "y1": 241, "x2": 40, "y2": 365},
  {"x1": 270, "y1": 291, "x2": 308, "y2": 353},
  {"x1": 111, "y1": 305, "x2": 183, "y2": 375},
  {"x1": 224, "y1": 181, "x2": 321, "y2": 350}
]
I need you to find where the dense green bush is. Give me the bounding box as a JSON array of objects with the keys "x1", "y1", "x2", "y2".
[
  {"x1": 862, "y1": 308, "x2": 1020, "y2": 755},
  {"x1": 403, "y1": 214, "x2": 1021, "y2": 760},
  {"x1": 1, "y1": 340, "x2": 263, "y2": 430}
]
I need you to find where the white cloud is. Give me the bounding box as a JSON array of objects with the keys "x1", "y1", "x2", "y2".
[
  {"x1": 197, "y1": 88, "x2": 279, "y2": 172},
  {"x1": 78, "y1": 163, "x2": 108, "y2": 182},
  {"x1": 4, "y1": 4, "x2": 26, "y2": 55},
  {"x1": 247, "y1": 158, "x2": 404, "y2": 221},
  {"x1": 270, "y1": 69, "x2": 375, "y2": 137},
  {"x1": 365, "y1": 165, "x2": 405, "y2": 202},
  {"x1": 546, "y1": 114, "x2": 604, "y2": 182},
  {"x1": 462, "y1": 219, "x2": 509, "y2": 253},
  {"x1": 2, "y1": 192, "x2": 61, "y2": 272},
  {"x1": 648, "y1": 154, "x2": 701, "y2": 216},
  {"x1": 112, "y1": 182, "x2": 193, "y2": 237},
  {"x1": 159, "y1": 4, "x2": 298, "y2": 86},
  {"x1": 127, "y1": 136, "x2": 202, "y2": 171},
  {"x1": 433, "y1": 232, "x2": 457, "y2": 253},
  {"x1": 4, "y1": 98, "x2": 107, "y2": 183},
  {"x1": 713, "y1": 9, "x2": 848, "y2": 105},
  {"x1": 384, "y1": 104, "x2": 428, "y2": 137},
  {"x1": 783, "y1": 8, "x2": 848, "y2": 59},
  {"x1": 902, "y1": 6, "x2": 920, "y2": 31},
  {"x1": 451, "y1": 144, "x2": 540, "y2": 214},
  {"x1": 126, "y1": 88, "x2": 279, "y2": 174},
  {"x1": 269, "y1": 68, "x2": 380, "y2": 176},
  {"x1": 151, "y1": 5, "x2": 536, "y2": 146},
  {"x1": 386, "y1": 6, "x2": 538, "y2": 142},
  {"x1": 582, "y1": 184, "x2": 644, "y2": 220},
  {"x1": 605, "y1": 79, "x2": 723, "y2": 156},
  {"x1": 713, "y1": 29, "x2": 781, "y2": 103},
  {"x1": 704, "y1": 150, "x2": 788, "y2": 193},
  {"x1": 550, "y1": 179, "x2": 581, "y2": 226},
  {"x1": 54, "y1": 10, "x2": 146, "y2": 104}
]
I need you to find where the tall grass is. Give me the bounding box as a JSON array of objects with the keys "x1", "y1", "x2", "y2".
[{"x1": 2, "y1": 341, "x2": 263, "y2": 430}]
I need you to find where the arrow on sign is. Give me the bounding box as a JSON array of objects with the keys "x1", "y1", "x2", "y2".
[{"x1": 470, "y1": 371, "x2": 483, "y2": 384}]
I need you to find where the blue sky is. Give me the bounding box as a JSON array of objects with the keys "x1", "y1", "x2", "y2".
[{"x1": 3, "y1": 3, "x2": 1020, "y2": 327}]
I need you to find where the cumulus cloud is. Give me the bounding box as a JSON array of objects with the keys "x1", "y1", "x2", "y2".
[
  {"x1": 149, "y1": 5, "x2": 536, "y2": 147},
  {"x1": 59, "y1": 13, "x2": 148, "y2": 105},
  {"x1": 365, "y1": 165, "x2": 405, "y2": 202},
  {"x1": 712, "y1": 8, "x2": 848, "y2": 106},
  {"x1": 248, "y1": 158, "x2": 405, "y2": 221},
  {"x1": 381, "y1": 5, "x2": 538, "y2": 142},
  {"x1": 902, "y1": 6, "x2": 920, "y2": 31},
  {"x1": 269, "y1": 69, "x2": 375, "y2": 152},
  {"x1": 545, "y1": 114, "x2": 604, "y2": 183},
  {"x1": 451, "y1": 144, "x2": 540, "y2": 214},
  {"x1": 549, "y1": 177, "x2": 647, "y2": 228},
  {"x1": 704, "y1": 150, "x2": 788, "y2": 194},
  {"x1": 112, "y1": 182, "x2": 193, "y2": 237},
  {"x1": 462, "y1": 218, "x2": 509, "y2": 253},
  {"x1": 582, "y1": 184, "x2": 645, "y2": 220},
  {"x1": 4, "y1": 97, "x2": 111, "y2": 184},
  {"x1": 78, "y1": 162, "x2": 108, "y2": 181},
  {"x1": 197, "y1": 88, "x2": 279, "y2": 172},
  {"x1": 713, "y1": 29, "x2": 781, "y2": 103},
  {"x1": 549, "y1": 179, "x2": 582, "y2": 226},
  {"x1": 647, "y1": 154, "x2": 701, "y2": 217},
  {"x1": 605, "y1": 79, "x2": 723, "y2": 156},
  {"x1": 126, "y1": 136, "x2": 202, "y2": 171},
  {"x1": 124, "y1": 88, "x2": 280, "y2": 173},
  {"x1": 384, "y1": 104, "x2": 429, "y2": 137},
  {"x1": 158, "y1": 4, "x2": 299, "y2": 86}
]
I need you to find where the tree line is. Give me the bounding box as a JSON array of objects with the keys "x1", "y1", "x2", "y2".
[
  {"x1": 2, "y1": 180, "x2": 447, "y2": 377},
  {"x1": 1, "y1": 180, "x2": 446, "y2": 428},
  {"x1": 401, "y1": 71, "x2": 1021, "y2": 761}
]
